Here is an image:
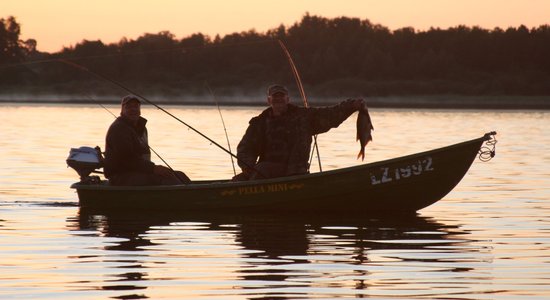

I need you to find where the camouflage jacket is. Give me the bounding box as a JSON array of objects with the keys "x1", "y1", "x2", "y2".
[{"x1": 236, "y1": 100, "x2": 358, "y2": 175}]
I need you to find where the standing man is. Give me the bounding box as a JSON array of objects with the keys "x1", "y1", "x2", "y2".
[
  {"x1": 234, "y1": 84, "x2": 365, "y2": 181},
  {"x1": 104, "y1": 94, "x2": 190, "y2": 186}
]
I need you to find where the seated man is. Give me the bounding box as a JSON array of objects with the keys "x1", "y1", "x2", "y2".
[
  {"x1": 103, "y1": 94, "x2": 190, "y2": 186},
  {"x1": 234, "y1": 84, "x2": 365, "y2": 181}
]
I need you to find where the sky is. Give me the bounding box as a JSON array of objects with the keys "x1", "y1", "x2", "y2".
[{"x1": 2, "y1": 0, "x2": 549, "y2": 53}]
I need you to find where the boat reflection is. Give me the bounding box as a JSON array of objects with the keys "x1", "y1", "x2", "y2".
[{"x1": 67, "y1": 208, "x2": 478, "y2": 299}]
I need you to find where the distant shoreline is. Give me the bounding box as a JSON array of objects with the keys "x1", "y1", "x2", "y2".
[{"x1": 1, "y1": 95, "x2": 549, "y2": 110}]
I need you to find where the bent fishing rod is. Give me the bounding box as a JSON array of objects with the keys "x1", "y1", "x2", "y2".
[
  {"x1": 58, "y1": 59, "x2": 263, "y2": 177},
  {"x1": 277, "y1": 40, "x2": 323, "y2": 172}
]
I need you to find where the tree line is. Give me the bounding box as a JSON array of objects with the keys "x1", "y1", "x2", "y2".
[{"x1": 2, "y1": 14, "x2": 550, "y2": 98}]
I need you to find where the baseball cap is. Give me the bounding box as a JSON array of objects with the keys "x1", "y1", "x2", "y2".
[
  {"x1": 121, "y1": 94, "x2": 141, "y2": 105},
  {"x1": 267, "y1": 84, "x2": 289, "y2": 96}
]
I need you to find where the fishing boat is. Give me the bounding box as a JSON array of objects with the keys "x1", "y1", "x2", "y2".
[{"x1": 69, "y1": 131, "x2": 497, "y2": 214}]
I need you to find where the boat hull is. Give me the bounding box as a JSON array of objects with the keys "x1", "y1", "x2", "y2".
[{"x1": 72, "y1": 133, "x2": 494, "y2": 214}]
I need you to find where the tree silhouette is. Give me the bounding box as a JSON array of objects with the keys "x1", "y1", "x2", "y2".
[{"x1": 1, "y1": 14, "x2": 549, "y2": 98}]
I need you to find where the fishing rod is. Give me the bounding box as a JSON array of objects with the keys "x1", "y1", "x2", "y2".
[
  {"x1": 204, "y1": 81, "x2": 237, "y2": 176},
  {"x1": 83, "y1": 94, "x2": 178, "y2": 175},
  {"x1": 277, "y1": 39, "x2": 323, "y2": 172},
  {"x1": 58, "y1": 59, "x2": 264, "y2": 177}
]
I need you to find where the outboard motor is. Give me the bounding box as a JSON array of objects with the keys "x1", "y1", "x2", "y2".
[{"x1": 66, "y1": 146, "x2": 103, "y2": 183}]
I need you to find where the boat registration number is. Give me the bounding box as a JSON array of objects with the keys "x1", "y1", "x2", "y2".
[{"x1": 370, "y1": 156, "x2": 434, "y2": 185}]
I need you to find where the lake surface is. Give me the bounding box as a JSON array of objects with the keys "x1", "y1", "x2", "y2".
[{"x1": 1, "y1": 103, "x2": 549, "y2": 299}]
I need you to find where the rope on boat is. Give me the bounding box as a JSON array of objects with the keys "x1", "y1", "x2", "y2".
[{"x1": 478, "y1": 131, "x2": 497, "y2": 162}]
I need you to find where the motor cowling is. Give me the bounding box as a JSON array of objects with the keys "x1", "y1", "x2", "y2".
[{"x1": 66, "y1": 146, "x2": 103, "y2": 181}]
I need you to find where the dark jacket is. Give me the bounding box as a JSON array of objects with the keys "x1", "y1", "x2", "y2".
[
  {"x1": 104, "y1": 116, "x2": 154, "y2": 178},
  {"x1": 236, "y1": 100, "x2": 358, "y2": 175}
]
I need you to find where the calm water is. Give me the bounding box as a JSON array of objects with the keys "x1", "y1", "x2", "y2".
[{"x1": 1, "y1": 103, "x2": 549, "y2": 299}]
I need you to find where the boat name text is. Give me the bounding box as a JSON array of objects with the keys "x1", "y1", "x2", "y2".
[{"x1": 220, "y1": 183, "x2": 305, "y2": 197}]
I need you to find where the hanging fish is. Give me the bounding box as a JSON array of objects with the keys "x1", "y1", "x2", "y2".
[{"x1": 356, "y1": 103, "x2": 374, "y2": 161}]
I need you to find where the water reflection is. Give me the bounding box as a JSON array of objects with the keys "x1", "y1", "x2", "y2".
[{"x1": 67, "y1": 209, "x2": 482, "y2": 299}]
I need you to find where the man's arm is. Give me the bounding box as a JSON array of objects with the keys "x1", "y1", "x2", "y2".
[
  {"x1": 308, "y1": 98, "x2": 364, "y2": 135},
  {"x1": 236, "y1": 118, "x2": 263, "y2": 173}
]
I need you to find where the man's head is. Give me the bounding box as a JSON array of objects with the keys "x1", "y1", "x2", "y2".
[
  {"x1": 267, "y1": 84, "x2": 289, "y2": 116},
  {"x1": 120, "y1": 94, "x2": 141, "y2": 122}
]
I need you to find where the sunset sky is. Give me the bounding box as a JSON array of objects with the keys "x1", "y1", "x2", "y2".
[{"x1": 2, "y1": 0, "x2": 549, "y2": 53}]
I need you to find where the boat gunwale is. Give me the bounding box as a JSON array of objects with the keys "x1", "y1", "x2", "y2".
[{"x1": 71, "y1": 133, "x2": 492, "y2": 191}]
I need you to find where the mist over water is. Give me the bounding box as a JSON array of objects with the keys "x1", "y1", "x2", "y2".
[{"x1": 1, "y1": 103, "x2": 549, "y2": 299}]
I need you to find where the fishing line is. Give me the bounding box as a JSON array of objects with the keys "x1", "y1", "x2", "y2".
[
  {"x1": 58, "y1": 58, "x2": 265, "y2": 177},
  {"x1": 0, "y1": 39, "x2": 274, "y2": 71},
  {"x1": 204, "y1": 81, "x2": 237, "y2": 176}
]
